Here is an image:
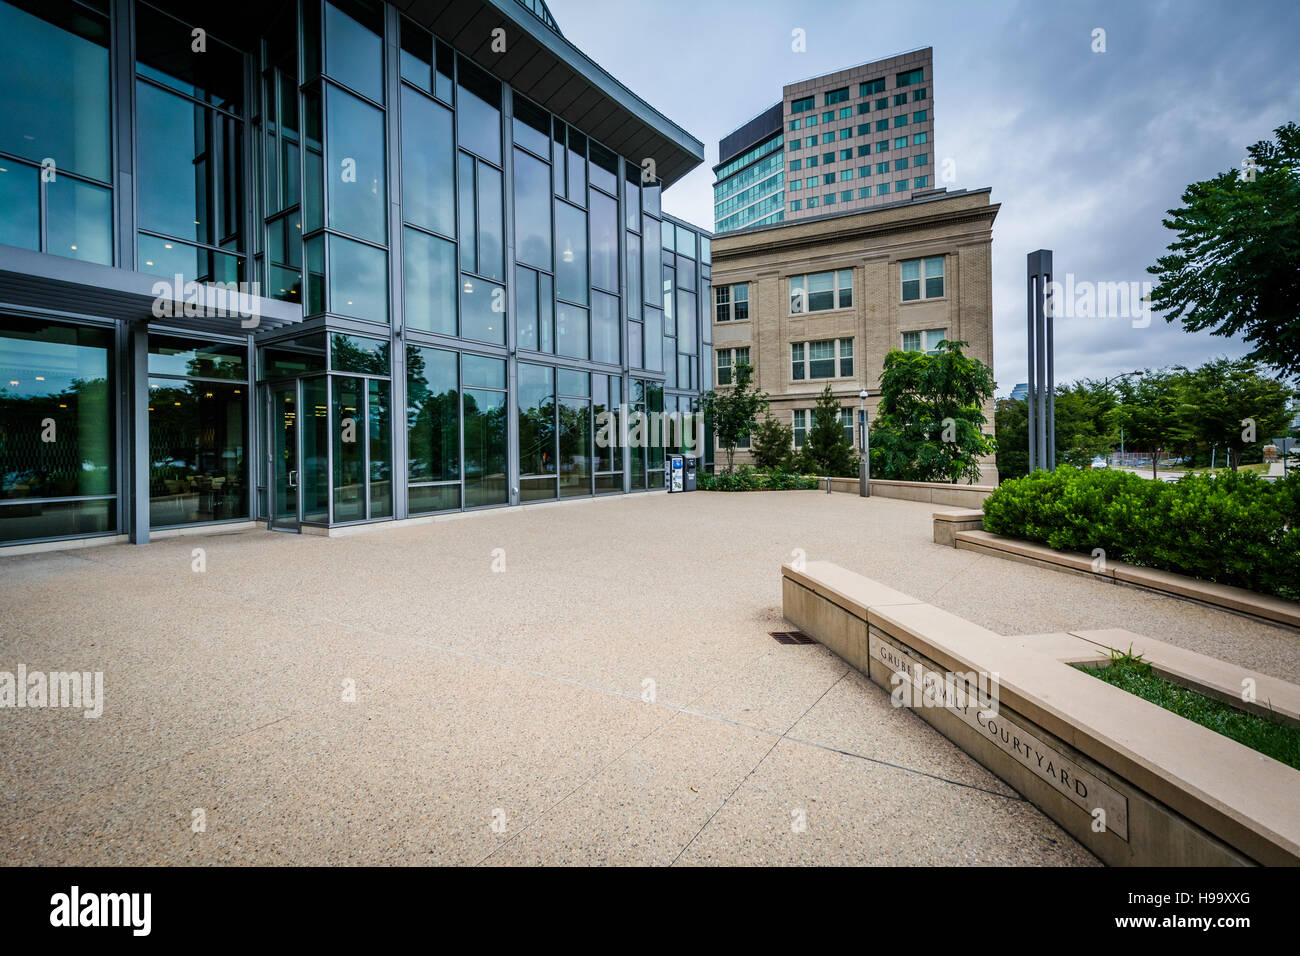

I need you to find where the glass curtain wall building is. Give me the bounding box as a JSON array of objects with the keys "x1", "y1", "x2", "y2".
[{"x1": 0, "y1": 0, "x2": 710, "y2": 548}]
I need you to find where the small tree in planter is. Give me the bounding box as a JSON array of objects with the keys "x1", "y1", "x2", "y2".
[
  {"x1": 701, "y1": 361, "x2": 768, "y2": 473},
  {"x1": 750, "y1": 413, "x2": 795, "y2": 472},
  {"x1": 795, "y1": 383, "x2": 858, "y2": 477},
  {"x1": 870, "y1": 340, "x2": 996, "y2": 484}
]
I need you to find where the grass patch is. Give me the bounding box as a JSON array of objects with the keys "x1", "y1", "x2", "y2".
[{"x1": 1082, "y1": 649, "x2": 1300, "y2": 771}]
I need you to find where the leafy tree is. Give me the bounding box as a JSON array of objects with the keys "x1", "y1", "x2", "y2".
[
  {"x1": 700, "y1": 361, "x2": 768, "y2": 473},
  {"x1": 1175, "y1": 358, "x2": 1295, "y2": 469},
  {"x1": 795, "y1": 383, "x2": 857, "y2": 477},
  {"x1": 1109, "y1": 369, "x2": 1191, "y2": 478},
  {"x1": 1053, "y1": 381, "x2": 1119, "y2": 467},
  {"x1": 1148, "y1": 122, "x2": 1300, "y2": 378},
  {"x1": 869, "y1": 340, "x2": 996, "y2": 483},
  {"x1": 994, "y1": 397, "x2": 1029, "y2": 482},
  {"x1": 750, "y1": 413, "x2": 795, "y2": 472}
]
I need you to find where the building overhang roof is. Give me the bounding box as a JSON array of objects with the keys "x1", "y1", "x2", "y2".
[
  {"x1": 0, "y1": 245, "x2": 302, "y2": 335},
  {"x1": 396, "y1": 0, "x2": 703, "y2": 186}
]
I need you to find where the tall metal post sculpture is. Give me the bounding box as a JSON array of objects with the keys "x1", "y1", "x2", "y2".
[{"x1": 1026, "y1": 250, "x2": 1056, "y2": 471}]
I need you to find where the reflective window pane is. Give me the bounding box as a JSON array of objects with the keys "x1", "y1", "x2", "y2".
[
  {"x1": 589, "y1": 191, "x2": 618, "y2": 293},
  {"x1": 331, "y1": 333, "x2": 389, "y2": 374},
  {"x1": 0, "y1": 317, "x2": 115, "y2": 542},
  {"x1": 556, "y1": 302, "x2": 589, "y2": 361},
  {"x1": 403, "y1": 227, "x2": 457, "y2": 335},
  {"x1": 518, "y1": 362, "x2": 555, "y2": 501},
  {"x1": 591, "y1": 291, "x2": 620, "y2": 366},
  {"x1": 459, "y1": 275, "x2": 505, "y2": 344},
  {"x1": 47, "y1": 176, "x2": 112, "y2": 265},
  {"x1": 0, "y1": 165, "x2": 40, "y2": 251},
  {"x1": 328, "y1": 235, "x2": 388, "y2": 322},
  {"x1": 368, "y1": 378, "x2": 392, "y2": 519},
  {"x1": 332, "y1": 375, "x2": 365, "y2": 521},
  {"x1": 513, "y1": 148, "x2": 552, "y2": 270},
  {"x1": 324, "y1": 0, "x2": 383, "y2": 101},
  {"x1": 0, "y1": 1, "x2": 110, "y2": 182},
  {"x1": 456, "y1": 57, "x2": 502, "y2": 165},
  {"x1": 401, "y1": 86, "x2": 455, "y2": 236},
  {"x1": 148, "y1": 378, "x2": 248, "y2": 526},
  {"x1": 326, "y1": 85, "x2": 386, "y2": 243},
  {"x1": 555, "y1": 202, "x2": 588, "y2": 305},
  {"x1": 406, "y1": 345, "x2": 460, "y2": 503},
  {"x1": 463, "y1": 387, "x2": 507, "y2": 506}
]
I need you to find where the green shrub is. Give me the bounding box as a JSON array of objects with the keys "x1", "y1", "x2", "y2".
[
  {"x1": 983, "y1": 468, "x2": 1300, "y2": 600},
  {"x1": 698, "y1": 467, "x2": 819, "y2": 492}
]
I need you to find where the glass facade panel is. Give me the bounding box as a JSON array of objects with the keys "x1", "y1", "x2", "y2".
[
  {"x1": 47, "y1": 177, "x2": 112, "y2": 266},
  {"x1": 0, "y1": 164, "x2": 39, "y2": 251},
  {"x1": 513, "y1": 148, "x2": 552, "y2": 269},
  {"x1": 460, "y1": 275, "x2": 505, "y2": 345},
  {"x1": 324, "y1": 0, "x2": 383, "y2": 101},
  {"x1": 406, "y1": 345, "x2": 460, "y2": 512},
  {"x1": 554, "y1": 201, "x2": 588, "y2": 305},
  {"x1": 326, "y1": 84, "x2": 386, "y2": 244},
  {"x1": 403, "y1": 227, "x2": 457, "y2": 334},
  {"x1": 589, "y1": 190, "x2": 618, "y2": 293},
  {"x1": 332, "y1": 374, "x2": 366, "y2": 522},
  {"x1": 0, "y1": 1, "x2": 111, "y2": 182},
  {"x1": 328, "y1": 235, "x2": 388, "y2": 322},
  {"x1": 1, "y1": 317, "x2": 114, "y2": 543},
  {"x1": 591, "y1": 291, "x2": 620, "y2": 365},
  {"x1": 456, "y1": 58, "x2": 502, "y2": 165},
  {"x1": 400, "y1": 86, "x2": 455, "y2": 236},
  {"x1": 556, "y1": 302, "x2": 589, "y2": 361},
  {"x1": 558, "y1": 396, "x2": 592, "y2": 498},
  {"x1": 148, "y1": 377, "x2": 247, "y2": 526},
  {"x1": 518, "y1": 362, "x2": 555, "y2": 501}
]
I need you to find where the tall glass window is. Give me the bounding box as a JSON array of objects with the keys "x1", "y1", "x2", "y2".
[
  {"x1": 554, "y1": 201, "x2": 588, "y2": 306},
  {"x1": 557, "y1": 370, "x2": 592, "y2": 499},
  {"x1": 325, "y1": 84, "x2": 386, "y2": 244},
  {"x1": 462, "y1": 355, "x2": 507, "y2": 507},
  {"x1": 518, "y1": 362, "x2": 556, "y2": 501},
  {"x1": 0, "y1": 317, "x2": 115, "y2": 543},
  {"x1": 406, "y1": 345, "x2": 460, "y2": 514},
  {"x1": 401, "y1": 85, "x2": 455, "y2": 237},
  {"x1": 0, "y1": 0, "x2": 112, "y2": 264},
  {"x1": 456, "y1": 57, "x2": 502, "y2": 165},
  {"x1": 323, "y1": 0, "x2": 383, "y2": 102},
  {"x1": 147, "y1": 337, "x2": 249, "y2": 527},
  {"x1": 136, "y1": 4, "x2": 245, "y2": 281},
  {"x1": 513, "y1": 148, "x2": 552, "y2": 270}
]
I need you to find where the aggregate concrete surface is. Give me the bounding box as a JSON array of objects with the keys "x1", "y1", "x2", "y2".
[{"x1": 3, "y1": 490, "x2": 1295, "y2": 865}]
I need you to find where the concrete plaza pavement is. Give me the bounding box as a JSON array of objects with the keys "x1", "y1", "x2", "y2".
[{"x1": 3, "y1": 490, "x2": 1296, "y2": 866}]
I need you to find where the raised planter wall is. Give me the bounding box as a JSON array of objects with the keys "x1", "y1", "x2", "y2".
[
  {"x1": 781, "y1": 560, "x2": 1300, "y2": 866},
  {"x1": 823, "y1": 477, "x2": 995, "y2": 508}
]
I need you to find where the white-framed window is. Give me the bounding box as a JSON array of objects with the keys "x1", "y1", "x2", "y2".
[
  {"x1": 715, "y1": 283, "x2": 749, "y2": 322},
  {"x1": 791, "y1": 337, "x2": 853, "y2": 380},
  {"x1": 716, "y1": 346, "x2": 750, "y2": 385},
  {"x1": 902, "y1": 329, "x2": 947, "y2": 355},
  {"x1": 901, "y1": 256, "x2": 945, "y2": 301},
  {"x1": 789, "y1": 269, "x2": 853, "y2": 314},
  {"x1": 793, "y1": 407, "x2": 855, "y2": 447}
]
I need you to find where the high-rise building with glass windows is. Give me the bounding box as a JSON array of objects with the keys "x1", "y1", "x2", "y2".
[
  {"x1": 714, "y1": 48, "x2": 935, "y2": 234},
  {"x1": 0, "y1": 0, "x2": 714, "y2": 550}
]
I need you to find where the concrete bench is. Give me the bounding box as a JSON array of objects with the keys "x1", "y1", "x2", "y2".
[
  {"x1": 931, "y1": 509, "x2": 985, "y2": 546},
  {"x1": 781, "y1": 560, "x2": 1300, "y2": 866}
]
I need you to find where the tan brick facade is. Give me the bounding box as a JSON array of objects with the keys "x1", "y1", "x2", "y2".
[{"x1": 709, "y1": 188, "x2": 999, "y2": 480}]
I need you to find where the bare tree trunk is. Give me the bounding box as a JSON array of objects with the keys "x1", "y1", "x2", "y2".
[{"x1": 1152, "y1": 449, "x2": 1159, "y2": 480}]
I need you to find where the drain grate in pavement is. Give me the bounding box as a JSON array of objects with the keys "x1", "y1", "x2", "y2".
[{"x1": 768, "y1": 631, "x2": 816, "y2": 645}]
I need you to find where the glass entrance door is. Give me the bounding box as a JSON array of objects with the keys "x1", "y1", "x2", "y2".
[{"x1": 269, "y1": 383, "x2": 300, "y2": 531}]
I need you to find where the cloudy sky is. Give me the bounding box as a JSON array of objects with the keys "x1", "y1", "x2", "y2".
[{"x1": 549, "y1": 0, "x2": 1300, "y2": 394}]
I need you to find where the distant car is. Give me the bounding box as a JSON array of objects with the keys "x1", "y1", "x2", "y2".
[{"x1": 1089, "y1": 457, "x2": 1109, "y2": 469}]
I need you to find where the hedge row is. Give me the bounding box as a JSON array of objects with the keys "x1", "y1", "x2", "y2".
[
  {"x1": 698, "y1": 470, "x2": 820, "y2": 492},
  {"x1": 982, "y1": 467, "x2": 1300, "y2": 601}
]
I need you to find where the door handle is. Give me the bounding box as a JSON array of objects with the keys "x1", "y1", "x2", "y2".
[{"x1": 288, "y1": 470, "x2": 298, "y2": 488}]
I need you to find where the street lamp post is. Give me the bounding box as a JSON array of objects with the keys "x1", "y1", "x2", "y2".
[{"x1": 859, "y1": 389, "x2": 870, "y2": 497}]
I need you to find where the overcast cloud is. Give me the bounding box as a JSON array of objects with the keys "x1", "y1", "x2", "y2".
[{"x1": 549, "y1": 0, "x2": 1300, "y2": 394}]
